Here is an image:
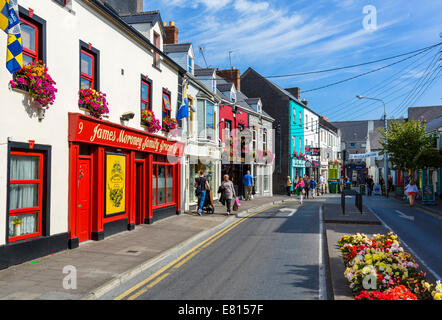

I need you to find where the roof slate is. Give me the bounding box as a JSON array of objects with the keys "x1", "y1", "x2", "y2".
[
  {"x1": 163, "y1": 43, "x2": 192, "y2": 54},
  {"x1": 408, "y1": 106, "x2": 442, "y2": 123}
]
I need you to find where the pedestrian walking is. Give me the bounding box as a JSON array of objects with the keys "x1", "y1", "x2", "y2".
[
  {"x1": 388, "y1": 176, "x2": 393, "y2": 195},
  {"x1": 295, "y1": 177, "x2": 305, "y2": 205},
  {"x1": 303, "y1": 175, "x2": 311, "y2": 199},
  {"x1": 379, "y1": 176, "x2": 386, "y2": 196},
  {"x1": 405, "y1": 179, "x2": 419, "y2": 207},
  {"x1": 319, "y1": 174, "x2": 325, "y2": 195},
  {"x1": 221, "y1": 174, "x2": 236, "y2": 215},
  {"x1": 310, "y1": 178, "x2": 317, "y2": 199},
  {"x1": 286, "y1": 176, "x2": 292, "y2": 197},
  {"x1": 194, "y1": 170, "x2": 210, "y2": 216},
  {"x1": 367, "y1": 175, "x2": 374, "y2": 196},
  {"x1": 243, "y1": 170, "x2": 254, "y2": 201}
]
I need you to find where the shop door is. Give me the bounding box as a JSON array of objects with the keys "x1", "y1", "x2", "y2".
[
  {"x1": 78, "y1": 159, "x2": 91, "y2": 242},
  {"x1": 135, "y1": 162, "x2": 144, "y2": 225}
]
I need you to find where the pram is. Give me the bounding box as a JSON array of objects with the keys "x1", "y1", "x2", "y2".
[{"x1": 202, "y1": 189, "x2": 215, "y2": 214}]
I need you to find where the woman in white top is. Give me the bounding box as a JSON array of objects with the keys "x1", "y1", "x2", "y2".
[{"x1": 404, "y1": 179, "x2": 419, "y2": 207}]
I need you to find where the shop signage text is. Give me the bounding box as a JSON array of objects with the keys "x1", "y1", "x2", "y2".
[{"x1": 69, "y1": 113, "x2": 184, "y2": 157}]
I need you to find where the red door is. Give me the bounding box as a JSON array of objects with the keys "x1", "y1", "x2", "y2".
[
  {"x1": 135, "y1": 162, "x2": 144, "y2": 225},
  {"x1": 78, "y1": 159, "x2": 91, "y2": 242}
]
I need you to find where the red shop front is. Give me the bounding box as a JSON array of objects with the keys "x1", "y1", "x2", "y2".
[{"x1": 67, "y1": 113, "x2": 184, "y2": 248}]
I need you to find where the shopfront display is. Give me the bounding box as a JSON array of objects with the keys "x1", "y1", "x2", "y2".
[{"x1": 68, "y1": 113, "x2": 184, "y2": 248}]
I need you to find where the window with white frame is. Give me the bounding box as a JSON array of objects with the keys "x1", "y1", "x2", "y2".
[{"x1": 197, "y1": 99, "x2": 215, "y2": 140}]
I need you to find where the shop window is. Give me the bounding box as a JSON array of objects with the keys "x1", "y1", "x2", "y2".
[
  {"x1": 79, "y1": 41, "x2": 100, "y2": 90},
  {"x1": 19, "y1": 9, "x2": 46, "y2": 65},
  {"x1": 141, "y1": 76, "x2": 152, "y2": 111},
  {"x1": 8, "y1": 151, "x2": 43, "y2": 242},
  {"x1": 162, "y1": 90, "x2": 171, "y2": 119},
  {"x1": 152, "y1": 163, "x2": 175, "y2": 209}
]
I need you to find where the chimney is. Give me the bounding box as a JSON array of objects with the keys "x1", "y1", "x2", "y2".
[
  {"x1": 101, "y1": 0, "x2": 143, "y2": 15},
  {"x1": 301, "y1": 99, "x2": 308, "y2": 106},
  {"x1": 286, "y1": 87, "x2": 301, "y2": 99},
  {"x1": 217, "y1": 67, "x2": 241, "y2": 90},
  {"x1": 164, "y1": 21, "x2": 179, "y2": 44}
]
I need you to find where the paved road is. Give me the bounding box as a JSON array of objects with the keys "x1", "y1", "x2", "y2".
[
  {"x1": 365, "y1": 196, "x2": 442, "y2": 281},
  {"x1": 104, "y1": 201, "x2": 324, "y2": 300}
]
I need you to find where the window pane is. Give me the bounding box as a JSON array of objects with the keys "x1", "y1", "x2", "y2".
[
  {"x1": 158, "y1": 165, "x2": 165, "y2": 205},
  {"x1": 81, "y1": 78, "x2": 92, "y2": 89},
  {"x1": 197, "y1": 100, "x2": 205, "y2": 138},
  {"x1": 9, "y1": 184, "x2": 39, "y2": 210},
  {"x1": 206, "y1": 102, "x2": 214, "y2": 140},
  {"x1": 10, "y1": 155, "x2": 39, "y2": 180},
  {"x1": 9, "y1": 213, "x2": 38, "y2": 238},
  {"x1": 81, "y1": 52, "x2": 93, "y2": 76},
  {"x1": 166, "y1": 166, "x2": 173, "y2": 203},
  {"x1": 141, "y1": 83, "x2": 148, "y2": 101},
  {"x1": 152, "y1": 166, "x2": 157, "y2": 207},
  {"x1": 23, "y1": 54, "x2": 34, "y2": 66},
  {"x1": 21, "y1": 23, "x2": 36, "y2": 52}
]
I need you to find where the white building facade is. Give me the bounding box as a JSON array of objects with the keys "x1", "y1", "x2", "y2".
[{"x1": 0, "y1": 0, "x2": 185, "y2": 269}]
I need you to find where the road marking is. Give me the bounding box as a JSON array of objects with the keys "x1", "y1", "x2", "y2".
[
  {"x1": 395, "y1": 210, "x2": 415, "y2": 221},
  {"x1": 127, "y1": 273, "x2": 170, "y2": 301},
  {"x1": 367, "y1": 206, "x2": 441, "y2": 281},
  {"x1": 319, "y1": 205, "x2": 326, "y2": 300},
  {"x1": 279, "y1": 208, "x2": 297, "y2": 216},
  {"x1": 116, "y1": 205, "x2": 278, "y2": 300}
]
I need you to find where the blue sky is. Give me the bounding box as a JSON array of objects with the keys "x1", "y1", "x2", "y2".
[{"x1": 144, "y1": 0, "x2": 442, "y2": 121}]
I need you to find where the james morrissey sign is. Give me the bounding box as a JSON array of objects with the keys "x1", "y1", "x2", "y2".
[{"x1": 68, "y1": 113, "x2": 184, "y2": 157}]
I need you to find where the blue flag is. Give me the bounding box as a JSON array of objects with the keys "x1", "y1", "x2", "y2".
[{"x1": 176, "y1": 81, "x2": 189, "y2": 121}]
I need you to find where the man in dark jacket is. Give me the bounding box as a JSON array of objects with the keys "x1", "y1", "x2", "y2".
[{"x1": 303, "y1": 175, "x2": 311, "y2": 199}]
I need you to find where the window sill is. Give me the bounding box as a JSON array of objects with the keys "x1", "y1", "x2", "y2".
[
  {"x1": 11, "y1": 84, "x2": 30, "y2": 95},
  {"x1": 52, "y1": 0, "x2": 76, "y2": 15},
  {"x1": 152, "y1": 64, "x2": 162, "y2": 72}
]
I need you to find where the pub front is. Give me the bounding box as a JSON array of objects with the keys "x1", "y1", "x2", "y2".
[{"x1": 68, "y1": 113, "x2": 184, "y2": 248}]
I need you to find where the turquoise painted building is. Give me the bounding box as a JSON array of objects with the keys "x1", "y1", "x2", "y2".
[{"x1": 289, "y1": 99, "x2": 306, "y2": 182}]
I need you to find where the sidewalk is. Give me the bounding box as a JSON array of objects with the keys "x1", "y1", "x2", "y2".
[{"x1": 0, "y1": 195, "x2": 290, "y2": 300}]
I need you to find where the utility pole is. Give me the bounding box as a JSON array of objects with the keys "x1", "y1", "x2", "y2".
[{"x1": 357, "y1": 95, "x2": 388, "y2": 197}]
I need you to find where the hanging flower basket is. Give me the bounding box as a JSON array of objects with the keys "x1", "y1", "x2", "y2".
[
  {"x1": 78, "y1": 88, "x2": 109, "y2": 119},
  {"x1": 9, "y1": 61, "x2": 57, "y2": 109},
  {"x1": 161, "y1": 116, "x2": 178, "y2": 133},
  {"x1": 141, "y1": 109, "x2": 161, "y2": 133}
]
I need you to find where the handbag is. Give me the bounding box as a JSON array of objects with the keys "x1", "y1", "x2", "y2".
[
  {"x1": 235, "y1": 197, "x2": 241, "y2": 207},
  {"x1": 302, "y1": 188, "x2": 306, "y2": 195},
  {"x1": 233, "y1": 200, "x2": 238, "y2": 211}
]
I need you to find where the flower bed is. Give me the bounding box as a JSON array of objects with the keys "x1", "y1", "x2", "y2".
[
  {"x1": 9, "y1": 61, "x2": 57, "y2": 108},
  {"x1": 338, "y1": 232, "x2": 441, "y2": 300}
]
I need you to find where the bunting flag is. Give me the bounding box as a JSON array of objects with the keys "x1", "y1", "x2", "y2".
[
  {"x1": 1, "y1": 0, "x2": 23, "y2": 73},
  {"x1": 176, "y1": 80, "x2": 189, "y2": 121}
]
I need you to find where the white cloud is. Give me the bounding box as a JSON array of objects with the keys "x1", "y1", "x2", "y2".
[{"x1": 234, "y1": 0, "x2": 269, "y2": 12}]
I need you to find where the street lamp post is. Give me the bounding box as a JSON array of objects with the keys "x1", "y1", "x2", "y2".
[{"x1": 356, "y1": 95, "x2": 388, "y2": 197}]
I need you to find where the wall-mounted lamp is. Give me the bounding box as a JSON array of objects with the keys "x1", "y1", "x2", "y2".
[{"x1": 120, "y1": 112, "x2": 135, "y2": 121}]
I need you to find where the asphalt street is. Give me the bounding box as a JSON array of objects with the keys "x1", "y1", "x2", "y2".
[
  {"x1": 365, "y1": 196, "x2": 442, "y2": 281},
  {"x1": 104, "y1": 200, "x2": 324, "y2": 300}
]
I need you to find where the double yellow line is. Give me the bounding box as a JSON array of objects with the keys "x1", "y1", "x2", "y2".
[{"x1": 115, "y1": 205, "x2": 276, "y2": 300}]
